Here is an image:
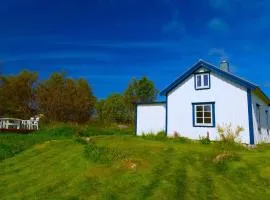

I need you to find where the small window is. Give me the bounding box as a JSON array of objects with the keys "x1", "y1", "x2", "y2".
[
  {"x1": 192, "y1": 103, "x2": 215, "y2": 127},
  {"x1": 266, "y1": 110, "x2": 269, "y2": 135},
  {"x1": 195, "y1": 73, "x2": 210, "y2": 90},
  {"x1": 256, "y1": 104, "x2": 261, "y2": 133}
]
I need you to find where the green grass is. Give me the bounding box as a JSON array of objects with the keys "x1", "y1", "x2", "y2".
[{"x1": 1, "y1": 126, "x2": 270, "y2": 199}]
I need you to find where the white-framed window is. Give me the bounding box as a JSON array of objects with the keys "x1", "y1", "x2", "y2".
[
  {"x1": 195, "y1": 73, "x2": 210, "y2": 90},
  {"x1": 192, "y1": 102, "x2": 215, "y2": 127}
]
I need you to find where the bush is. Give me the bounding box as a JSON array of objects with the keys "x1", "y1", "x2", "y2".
[
  {"x1": 75, "y1": 137, "x2": 89, "y2": 145},
  {"x1": 156, "y1": 131, "x2": 166, "y2": 139},
  {"x1": 199, "y1": 136, "x2": 211, "y2": 145}
]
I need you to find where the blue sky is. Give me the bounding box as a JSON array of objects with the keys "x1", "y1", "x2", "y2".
[{"x1": 1, "y1": 0, "x2": 270, "y2": 98}]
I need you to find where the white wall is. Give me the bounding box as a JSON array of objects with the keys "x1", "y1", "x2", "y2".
[
  {"x1": 167, "y1": 68, "x2": 250, "y2": 143},
  {"x1": 252, "y1": 92, "x2": 270, "y2": 144},
  {"x1": 136, "y1": 104, "x2": 166, "y2": 135}
]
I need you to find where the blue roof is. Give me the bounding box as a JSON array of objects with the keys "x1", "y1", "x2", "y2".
[{"x1": 160, "y1": 59, "x2": 269, "y2": 104}]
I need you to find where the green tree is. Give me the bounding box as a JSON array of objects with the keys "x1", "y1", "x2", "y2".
[
  {"x1": 101, "y1": 94, "x2": 128, "y2": 124},
  {"x1": 124, "y1": 77, "x2": 158, "y2": 123},
  {"x1": 0, "y1": 71, "x2": 38, "y2": 118},
  {"x1": 95, "y1": 99, "x2": 106, "y2": 124},
  {"x1": 73, "y1": 78, "x2": 96, "y2": 122}
]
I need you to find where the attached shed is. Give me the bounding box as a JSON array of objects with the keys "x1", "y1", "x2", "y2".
[{"x1": 135, "y1": 102, "x2": 166, "y2": 136}]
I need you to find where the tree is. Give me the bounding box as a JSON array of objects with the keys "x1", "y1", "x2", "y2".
[
  {"x1": 36, "y1": 72, "x2": 96, "y2": 122},
  {"x1": 0, "y1": 63, "x2": 3, "y2": 116},
  {"x1": 95, "y1": 99, "x2": 106, "y2": 124},
  {"x1": 124, "y1": 76, "x2": 158, "y2": 123},
  {"x1": 0, "y1": 71, "x2": 38, "y2": 118},
  {"x1": 73, "y1": 78, "x2": 96, "y2": 122},
  {"x1": 97, "y1": 94, "x2": 128, "y2": 124},
  {"x1": 36, "y1": 72, "x2": 66, "y2": 121}
]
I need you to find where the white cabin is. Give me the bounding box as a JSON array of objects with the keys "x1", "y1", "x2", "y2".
[{"x1": 135, "y1": 60, "x2": 270, "y2": 145}]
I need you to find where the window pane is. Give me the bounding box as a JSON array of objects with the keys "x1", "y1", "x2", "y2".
[
  {"x1": 197, "y1": 75, "x2": 202, "y2": 87},
  {"x1": 204, "y1": 112, "x2": 211, "y2": 118},
  {"x1": 193, "y1": 103, "x2": 214, "y2": 126},
  {"x1": 204, "y1": 105, "x2": 211, "y2": 112},
  {"x1": 197, "y1": 112, "x2": 203, "y2": 117},
  {"x1": 204, "y1": 118, "x2": 212, "y2": 124},
  {"x1": 196, "y1": 118, "x2": 203, "y2": 123},
  {"x1": 203, "y1": 74, "x2": 209, "y2": 86},
  {"x1": 196, "y1": 106, "x2": 203, "y2": 112}
]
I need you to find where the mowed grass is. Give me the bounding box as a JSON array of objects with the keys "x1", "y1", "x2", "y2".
[{"x1": 1, "y1": 126, "x2": 270, "y2": 199}]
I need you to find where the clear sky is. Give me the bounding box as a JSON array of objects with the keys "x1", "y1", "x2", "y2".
[{"x1": 1, "y1": 0, "x2": 270, "y2": 98}]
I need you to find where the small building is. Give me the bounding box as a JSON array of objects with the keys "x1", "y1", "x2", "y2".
[{"x1": 135, "y1": 59, "x2": 270, "y2": 145}]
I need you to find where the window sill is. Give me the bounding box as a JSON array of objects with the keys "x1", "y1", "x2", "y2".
[{"x1": 193, "y1": 124, "x2": 215, "y2": 128}]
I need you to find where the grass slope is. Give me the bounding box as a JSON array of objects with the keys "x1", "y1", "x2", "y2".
[{"x1": 1, "y1": 127, "x2": 270, "y2": 199}]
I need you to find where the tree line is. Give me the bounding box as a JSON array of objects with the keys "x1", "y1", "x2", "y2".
[{"x1": 0, "y1": 71, "x2": 158, "y2": 124}]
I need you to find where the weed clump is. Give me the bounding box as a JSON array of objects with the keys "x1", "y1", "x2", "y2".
[
  {"x1": 142, "y1": 130, "x2": 166, "y2": 140},
  {"x1": 216, "y1": 123, "x2": 245, "y2": 151}
]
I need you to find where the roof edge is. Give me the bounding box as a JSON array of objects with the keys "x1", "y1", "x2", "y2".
[
  {"x1": 136, "y1": 101, "x2": 166, "y2": 105},
  {"x1": 160, "y1": 59, "x2": 259, "y2": 96}
]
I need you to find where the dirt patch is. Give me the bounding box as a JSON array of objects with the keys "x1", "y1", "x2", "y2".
[
  {"x1": 86, "y1": 166, "x2": 112, "y2": 178},
  {"x1": 35, "y1": 143, "x2": 47, "y2": 150},
  {"x1": 82, "y1": 137, "x2": 95, "y2": 143},
  {"x1": 213, "y1": 152, "x2": 234, "y2": 164},
  {"x1": 121, "y1": 159, "x2": 147, "y2": 171}
]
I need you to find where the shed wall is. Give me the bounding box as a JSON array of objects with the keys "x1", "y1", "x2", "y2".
[{"x1": 136, "y1": 104, "x2": 166, "y2": 135}]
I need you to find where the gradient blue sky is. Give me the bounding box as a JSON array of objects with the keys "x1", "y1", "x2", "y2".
[{"x1": 1, "y1": 0, "x2": 270, "y2": 98}]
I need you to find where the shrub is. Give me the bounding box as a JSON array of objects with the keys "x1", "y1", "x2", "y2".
[
  {"x1": 74, "y1": 126, "x2": 89, "y2": 137},
  {"x1": 199, "y1": 135, "x2": 211, "y2": 145},
  {"x1": 156, "y1": 131, "x2": 166, "y2": 139},
  {"x1": 75, "y1": 137, "x2": 89, "y2": 145}
]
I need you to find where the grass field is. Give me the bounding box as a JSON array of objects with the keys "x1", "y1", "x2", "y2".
[{"x1": 1, "y1": 125, "x2": 270, "y2": 199}]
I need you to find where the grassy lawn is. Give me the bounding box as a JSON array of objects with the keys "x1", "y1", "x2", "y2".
[{"x1": 1, "y1": 125, "x2": 270, "y2": 199}]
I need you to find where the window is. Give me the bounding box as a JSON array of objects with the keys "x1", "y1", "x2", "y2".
[
  {"x1": 195, "y1": 73, "x2": 210, "y2": 90},
  {"x1": 192, "y1": 102, "x2": 215, "y2": 127},
  {"x1": 266, "y1": 110, "x2": 269, "y2": 134},
  {"x1": 256, "y1": 104, "x2": 261, "y2": 133}
]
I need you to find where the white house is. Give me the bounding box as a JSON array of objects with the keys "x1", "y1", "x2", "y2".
[{"x1": 135, "y1": 59, "x2": 270, "y2": 145}]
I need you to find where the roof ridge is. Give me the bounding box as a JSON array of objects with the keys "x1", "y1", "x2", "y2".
[{"x1": 160, "y1": 59, "x2": 260, "y2": 95}]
